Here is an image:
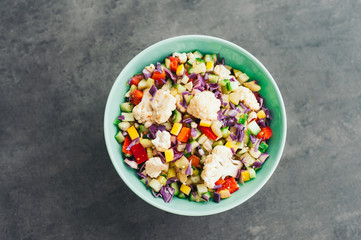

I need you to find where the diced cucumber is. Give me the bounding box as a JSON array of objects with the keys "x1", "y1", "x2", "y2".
[
  {"x1": 190, "y1": 140, "x2": 200, "y2": 154},
  {"x1": 181, "y1": 75, "x2": 189, "y2": 84},
  {"x1": 138, "y1": 124, "x2": 149, "y2": 134},
  {"x1": 242, "y1": 153, "x2": 256, "y2": 167},
  {"x1": 258, "y1": 142, "x2": 268, "y2": 153},
  {"x1": 165, "y1": 58, "x2": 171, "y2": 69},
  {"x1": 195, "y1": 58, "x2": 205, "y2": 64},
  {"x1": 187, "y1": 58, "x2": 196, "y2": 66},
  {"x1": 249, "y1": 148, "x2": 262, "y2": 158},
  {"x1": 175, "y1": 84, "x2": 187, "y2": 94},
  {"x1": 221, "y1": 127, "x2": 231, "y2": 138},
  {"x1": 200, "y1": 155, "x2": 207, "y2": 165},
  {"x1": 140, "y1": 138, "x2": 153, "y2": 148},
  {"x1": 184, "y1": 94, "x2": 193, "y2": 104},
  {"x1": 113, "y1": 118, "x2": 121, "y2": 126},
  {"x1": 202, "y1": 191, "x2": 212, "y2": 200},
  {"x1": 162, "y1": 80, "x2": 172, "y2": 91},
  {"x1": 229, "y1": 81, "x2": 240, "y2": 91},
  {"x1": 211, "y1": 54, "x2": 217, "y2": 62},
  {"x1": 130, "y1": 84, "x2": 137, "y2": 94},
  {"x1": 149, "y1": 179, "x2": 162, "y2": 192},
  {"x1": 115, "y1": 131, "x2": 125, "y2": 144},
  {"x1": 140, "y1": 178, "x2": 147, "y2": 185},
  {"x1": 146, "y1": 78, "x2": 155, "y2": 88},
  {"x1": 190, "y1": 175, "x2": 201, "y2": 184},
  {"x1": 120, "y1": 102, "x2": 134, "y2": 113},
  {"x1": 243, "y1": 129, "x2": 250, "y2": 145},
  {"x1": 188, "y1": 62, "x2": 206, "y2": 74},
  {"x1": 118, "y1": 121, "x2": 131, "y2": 131},
  {"x1": 171, "y1": 109, "x2": 182, "y2": 123},
  {"x1": 161, "y1": 63, "x2": 166, "y2": 69},
  {"x1": 198, "y1": 134, "x2": 208, "y2": 145},
  {"x1": 239, "y1": 113, "x2": 248, "y2": 124},
  {"x1": 248, "y1": 168, "x2": 256, "y2": 179},
  {"x1": 163, "y1": 122, "x2": 172, "y2": 131},
  {"x1": 121, "y1": 112, "x2": 134, "y2": 122},
  {"x1": 193, "y1": 50, "x2": 203, "y2": 59},
  {"x1": 247, "y1": 121, "x2": 261, "y2": 135},
  {"x1": 204, "y1": 54, "x2": 213, "y2": 63},
  {"x1": 208, "y1": 74, "x2": 219, "y2": 83},
  {"x1": 197, "y1": 184, "x2": 208, "y2": 195},
  {"x1": 213, "y1": 139, "x2": 224, "y2": 148},
  {"x1": 170, "y1": 182, "x2": 180, "y2": 196},
  {"x1": 137, "y1": 79, "x2": 147, "y2": 90},
  {"x1": 177, "y1": 192, "x2": 187, "y2": 199},
  {"x1": 219, "y1": 79, "x2": 230, "y2": 93},
  {"x1": 189, "y1": 192, "x2": 197, "y2": 202},
  {"x1": 224, "y1": 65, "x2": 232, "y2": 71}
]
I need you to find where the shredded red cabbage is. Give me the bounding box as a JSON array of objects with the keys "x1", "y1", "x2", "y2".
[
  {"x1": 149, "y1": 85, "x2": 157, "y2": 97},
  {"x1": 166, "y1": 177, "x2": 179, "y2": 185},
  {"x1": 213, "y1": 184, "x2": 222, "y2": 189},
  {"x1": 117, "y1": 115, "x2": 125, "y2": 120},
  {"x1": 213, "y1": 192, "x2": 221, "y2": 203},
  {"x1": 185, "y1": 160, "x2": 192, "y2": 176},
  {"x1": 186, "y1": 143, "x2": 192, "y2": 153},
  {"x1": 201, "y1": 194, "x2": 210, "y2": 202},
  {"x1": 158, "y1": 152, "x2": 166, "y2": 163},
  {"x1": 173, "y1": 151, "x2": 184, "y2": 161},
  {"x1": 229, "y1": 102, "x2": 236, "y2": 109},
  {"x1": 239, "y1": 102, "x2": 250, "y2": 113},
  {"x1": 124, "y1": 159, "x2": 138, "y2": 169},
  {"x1": 183, "y1": 118, "x2": 193, "y2": 124},
  {"x1": 228, "y1": 109, "x2": 238, "y2": 117},
  {"x1": 221, "y1": 58, "x2": 225, "y2": 65},
  {"x1": 139, "y1": 162, "x2": 146, "y2": 172},
  {"x1": 164, "y1": 67, "x2": 177, "y2": 82},
  {"x1": 249, "y1": 134, "x2": 257, "y2": 144},
  {"x1": 236, "y1": 169, "x2": 241, "y2": 179},
  {"x1": 257, "y1": 118, "x2": 266, "y2": 128},
  {"x1": 230, "y1": 148, "x2": 235, "y2": 154},
  {"x1": 156, "y1": 62, "x2": 162, "y2": 73},
  {"x1": 149, "y1": 124, "x2": 158, "y2": 139},
  {"x1": 136, "y1": 172, "x2": 147, "y2": 179},
  {"x1": 188, "y1": 73, "x2": 197, "y2": 79},
  {"x1": 191, "y1": 128, "x2": 198, "y2": 137},
  {"x1": 158, "y1": 125, "x2": 166, "y2": 132},
  {"x1": 257, "y1": 96, "x2": 263, "y2": 107},
  {"x1": 204, "y1": 72, "x2": 209, "y2": 80},
  {"x1": 142, "y1": 69, "x2": 152, "y2": 79},
  {"x1": 208, "y1": 83, "x2": 219, "y2": 91},
  {"x1": 253, "y1": 161, "x2": 262, "y2": 168},
  {"x1": 126, "y1": 138, "x2": 139, "y2": 151},
  {"x1": 198, "y1": 147, "x2": 205, "y2": 156},
  {"x1": 152, "y1": 189, "x2": 162, "y2": 198},
  {"x1": 259, "y1": 153, "x2": 269, "y2": 162},
  {"x1": 159, "y1": 185, "x2": 175, "y2": 203}
]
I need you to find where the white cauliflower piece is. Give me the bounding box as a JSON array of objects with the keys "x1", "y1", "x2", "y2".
[
  {"x1": 172, "y1": 52, "x2": 187, "y2": 64},
  {"x1": 133, "y1": 89, "x2": 177, "y2": 126},
  {"x1": 150, "y1": 89, "x2": 177, "y2": 124},
  {"x1": 145, "y1": 157, "x2": 168, "y2": 178},
  {"x1": 132, "y1": 89, "x2": 154, "y2": 126},
  {"x1": 201, "y1": 146, "x2": 242, "y2": 189},
  {"x1": 214, "y1": 65, "x2": 232, "y2": 80},
  {"x1": 234, "y1": 86, "x2": 260, "y2": 111},
  {"x1": 151, "y1": 131, "x2": 171, "y2": 152},
  {"x1": 187, "y1": 91, "x2": 221, "y2": 121}
]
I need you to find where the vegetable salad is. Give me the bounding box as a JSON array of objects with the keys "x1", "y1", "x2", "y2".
[{"x1": 114, "y1": 51, "x2": 272, "y2": 203}]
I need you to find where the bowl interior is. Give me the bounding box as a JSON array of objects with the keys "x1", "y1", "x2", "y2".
[{"x1": 104, "y1": 35, "x2": 286, "y2": 216}]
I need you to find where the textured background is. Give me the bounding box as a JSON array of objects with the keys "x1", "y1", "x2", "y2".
[{"x1": 1, "y1": 0, "x2": 361, "y2": 239}]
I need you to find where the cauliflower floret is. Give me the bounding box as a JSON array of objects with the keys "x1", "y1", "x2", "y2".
[
  {"x1": 132, "y1": 89, "x2": 154, "y2": 126},
  {"x1": 150, "y1": 89, "x2": 177, "y2": 124},
  {"x1": 133, "y1": 89, "x2": 177, "y2": 126},
  {"x1": 214, "y1": 65, "x2": 232, "y2": 80},
  {"x1": 145, "y1": 157, "x2": 168, "y2": 178},
  {"x1": 187, "y1": 91, "x2": 221, "y2": 121},
  {"x1": 234, "y1": 86, "x2": 260, "y2": 111},
  {"x1": 172, "y1": 52, "x2": 187, "y2": 64},
  {"x1": 201, "y1": 146, "x2": 242, "y2": 189},
  {"x1": 151, "y1": 131, "x2": 171, "y2": 152}
]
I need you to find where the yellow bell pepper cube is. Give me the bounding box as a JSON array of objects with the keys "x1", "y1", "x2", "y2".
[
  {"x1": 225, "y1": 141, "x2": 238, "y2": 151},
  {"x1": 180, "y1": 184, "x2": 191, "y2": 195},
  {"x1": 257, "y1": 110, "x2": 266, "y2": 119},
  {"x1": 241, "y1": 170, "x2": 250, "y2": 182},
  {"x1": 170, "y1": 123, "x2": 183, "y2": 135},
  {"x1": 199, "y1": 120, "x2": 212, "y2": 127},
  {"x1": 176, "y1": 64, "x2": 185, "y2": 76},
  {"x1": 206, "y1": 61, "x2": 214, "y2": 71},
  {"x1": 219, "y1": 189, "x2": 231, "y2": 199},
  {"x1": 165, "y1": 149, "x2": 174, "y2": 162},
  {"x1": 126, "y1": 125, "x2": 139, "y2": 140}
]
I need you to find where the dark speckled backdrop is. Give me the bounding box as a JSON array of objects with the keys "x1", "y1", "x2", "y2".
[{"x1": 1, "y1": 0, "x2": 361, "y2": 239}]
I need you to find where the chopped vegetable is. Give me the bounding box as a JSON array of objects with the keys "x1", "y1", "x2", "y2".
[
  {"x1": 177, "y1": 127, "x2": 191, "y2": 142},
  {"x1": 257, "y1": 126, "x2": 272, "y2": 140},
  {"x1": 131, "y1": 143, "x2": 148, "y2": 164},
  {"x1": 130, "y1": 89, "x2": 143, "y2": 105}
]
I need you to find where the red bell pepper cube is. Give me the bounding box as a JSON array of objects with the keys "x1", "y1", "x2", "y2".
[
  {"x1": 122, "y1": 136, "x2": 133, "y2": 155},
  {"x1": 131, "y1": 142, "x2": 149, "y2": 164},
  {"x1": 198, "y1": 126, "x2": 218, "y2": 140}
]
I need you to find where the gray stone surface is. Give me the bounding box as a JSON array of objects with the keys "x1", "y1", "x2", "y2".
[{"x1": 1, "y1": 0, "x2": 360, "y2": 239}]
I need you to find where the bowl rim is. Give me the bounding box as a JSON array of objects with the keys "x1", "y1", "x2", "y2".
[{"x1": 104, "y1": 35, "x2": 287, "y2": 216}]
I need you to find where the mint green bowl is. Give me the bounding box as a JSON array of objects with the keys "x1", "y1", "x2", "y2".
[{"x1": 104, "y1": 35, "x2": 286, "y2": 216}]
